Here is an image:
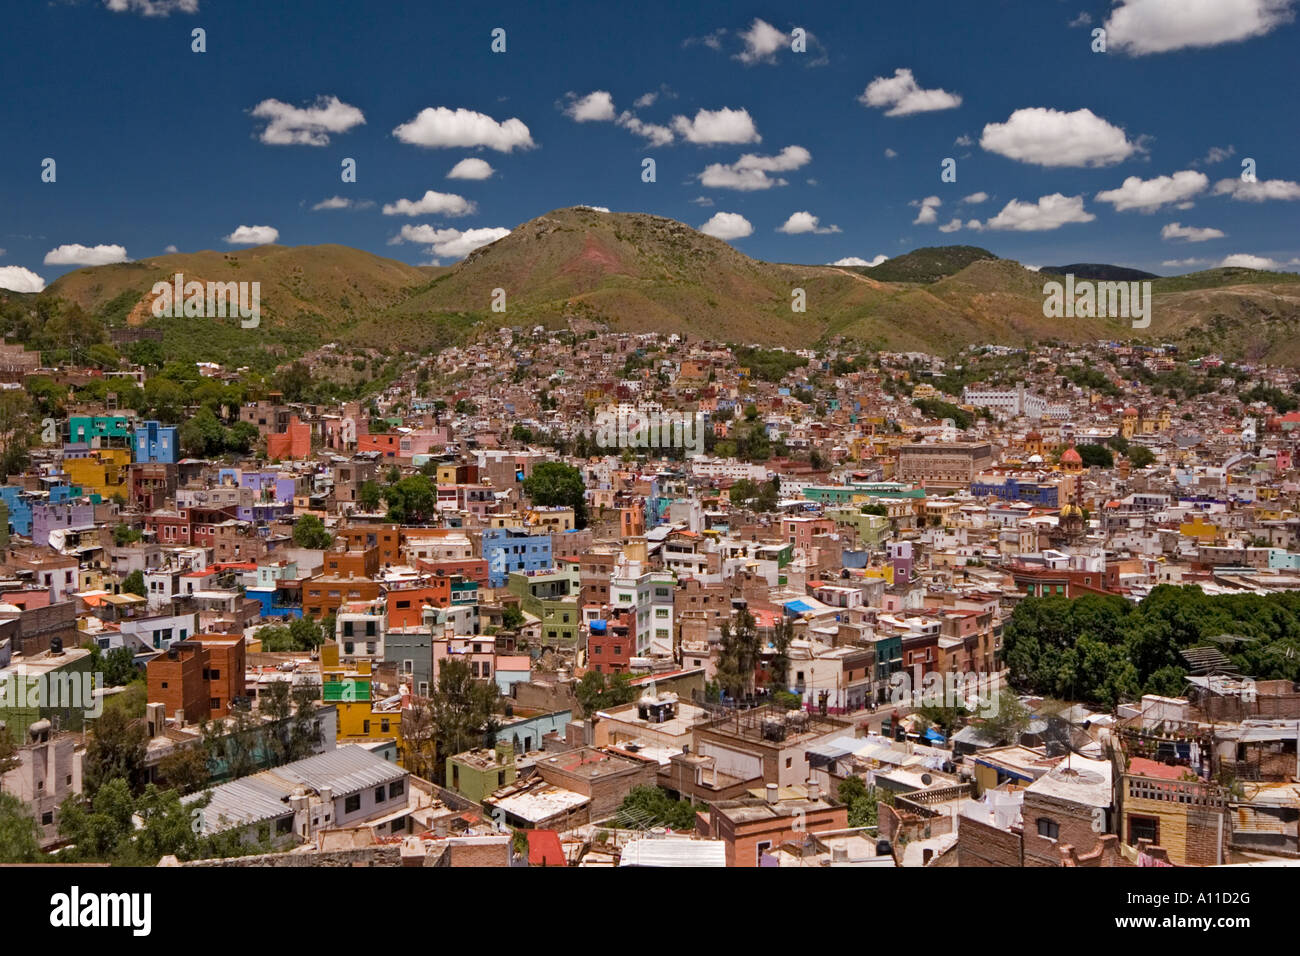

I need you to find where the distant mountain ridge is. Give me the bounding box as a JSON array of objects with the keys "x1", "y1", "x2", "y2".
[
  {"x1": 32, "y1": 207, "x2": 1300, "y2": 367},
  {"x1": 1040, "y1": 263, "x2": 1160, "y2": 282}
]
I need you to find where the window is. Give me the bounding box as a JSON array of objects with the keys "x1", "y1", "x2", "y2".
[
  {"x1": 390, "y1": 779, "x2": 404, "y2": 798},
  {"x1": 362, "y1": 720, "x2": 370, "y2": 734},
  {"x1": 1037, "y1": 817, "x2": 1059, "y2": 840},
  {"x1": 344, "y1": 793, "x2": 361, "y2": 813},
  {"x1": 1129, "y1": 815, "x2": 1159, "y2": 845},
  {"x1": 276, "y1": 816, "x2": 293, "y2": 835},
  {"x1": 375, "y1": 785, "x2": 386, "y2": 803}
]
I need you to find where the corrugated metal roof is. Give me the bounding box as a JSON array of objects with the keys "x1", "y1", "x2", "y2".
[
  {"x1": 619, "y1": 837, "x2": 726, "y2": 867},
  {"x1": 186, "y1": 745, "x2": 405, "y2": 835}
]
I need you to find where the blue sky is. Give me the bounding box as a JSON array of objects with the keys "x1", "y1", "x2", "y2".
[{"x1": 2, "y1": 0, "x2": 1298, "y2": 293}]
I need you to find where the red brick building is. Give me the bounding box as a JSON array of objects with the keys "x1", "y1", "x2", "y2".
[{"x1": 147, "y1": 636, "x2": 247, "y2": 723}]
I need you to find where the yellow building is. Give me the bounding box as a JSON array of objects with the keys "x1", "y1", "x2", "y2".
[
  {"x1": 1178, "y1": 515, "x2": 1221, "y2": 544},
  {"x1": 319, "y1": 642, "x2": 402, "y2": 749},
  {"x1": 64, "y1": 448, "x2": 131, "y2": 500}
]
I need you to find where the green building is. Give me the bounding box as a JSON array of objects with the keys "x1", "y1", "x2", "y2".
[
  {"x1": 508, "y1": 567, "x2": 581, "y2": 647},
  {"x1": 446, "y1": 740, "x2": 518, "y2": 803},
  {"x1": 0, "y1": 648, "x2": 97, "y2": 739}
]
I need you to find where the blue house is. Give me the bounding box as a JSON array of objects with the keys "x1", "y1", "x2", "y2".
[
  {"x1": 481, "y1": 527, "x2": 553, "y2": 588},
  {"x1": 134, "y1": 420, "x2": 179, "y2": 464},
  {"x1": 0, "y1": 486, "x2": 33, "y2": 536}
]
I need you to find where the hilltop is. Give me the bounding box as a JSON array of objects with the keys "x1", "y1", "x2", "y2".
[{"x1": 31, "y1": 207, "x2": 1300, "y2": 367}]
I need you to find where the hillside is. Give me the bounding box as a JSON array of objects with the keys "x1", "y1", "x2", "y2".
[
  {"x1": 1040, "y1": 263, "x2": 1159, "y2": 281},
  {"x1": 28, "y1": 207, "x2": 1300, "y2": 366},
  {"x1": 853, "y1": 246, "x2": 998, "y2": 284}
]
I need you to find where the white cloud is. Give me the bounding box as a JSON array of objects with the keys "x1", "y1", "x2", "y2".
[
  {"x1": 616, "y1": 113, "x2": 675, "y2": 146},
  {"x1": 1162, "y1": 257, "x2": 1206, "y2": 267},
  {"x1": 634, "y1": 92, "x2": 659, "y2": 108},
  {"x1": 983, "y1": 193, "x2": 1096, "y2": 231},
  {"x1": 831, "y1": 255, "x2": 888, "y2": 267},
  {"x1": 671, "y1": 107, "x2": 760, "y2": 144},
  {"x1": 911, "y1": 196, "x2": 942, "y2": 225},
  {"x1": 962, "y1": 191, "x2": 988, "y2": 204},
  {"x1": 1221, "y1": 253, "x2": 1290, "y2": 270},
  {"x1": 954, "y1": 135, "x2": 973, "y2": 147},
  {"x1": 699, "y1": 212, "x2": 753, "y2": 240},
  {"x1": 0, "y1": 266, "x2": 45, "y2": 293},
  {"x1": 578, "y1": 205, "x2": 610, "y2": 213},
  {"x1": 1198, "y1": 145, "x2": 1236, "y2": 165},
  {"x1": 104, "y1": 0, "x2": 198, "y2": 15},
  {"x1": 43, "y1": 243, "x2": 129, "y2": 266},
  {"x1": 1104, "y1": 0, "x2": 1295, "y2": 55},
  {"x1": 394, "y1": 225, "x2": 511, "y2": 259},
  {"x1": 382, "y1": 190, "x2": 476, "y2": 217},
  {"x1": 393, "y1": 107, "x2": 534, "y2": 152},
  {"x1": 1095, "y1": 170, "x2": 1208, "y2": 211},
  {"x1": 884, "y1": 148, "x2": 898, "y2": 158},
  {"x1": 250, "y1": 95, "x2": 365, "y2": 146},
  {"x1": 698, "y1": 145, "x2": 810, "y2": 190},
  {"x1": 1068, "y1": 11, "x2": 1093, "y2": 26},
  {"x1": 938, "y1": 218, "x2": 964, "y2": 233},
  {"x1": 735, "y1": 18, "x2": 787, "y2": 64},
  {"x1": 564, "y1": 91, "x2": 616, "y2": 122},
  {"x1": 223, "y1": 225, "x2": 279, "y2": 245},
  {"x1": 312, "y1": 196, "x2": 373, "y2": 211},
  {"x1": 980, "y1": 107, "x2": 1139, "y2": 167},
  {"x1": 683, "y1": 29, "x2": 727, "y2": 51},
  {"x1": 1212, "y1": 177, "x2": 1300, "y2": 201},
  {"x1": 1022, "y1": 264, "x2": 1041, "y2": 272},
  {"x1": 163, "y1": 244, "x2": 178, "y2": 254},
  {"x1": 689, "y1": 196, "x2": 715, "y2": 207},
  {"x1": 776, "y1": 211, "x2": 840, "y2": 234},
  {"x1": 1161, "y1": 222, "x2": 1226, "y2": 242},
  {"x1": 447, "y1": 158, "x2": 494, "y2": 180},
  {"x1": 859, "y1": 68, "x2": 962, "y2": 116}
]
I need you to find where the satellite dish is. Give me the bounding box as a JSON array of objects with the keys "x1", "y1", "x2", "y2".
[{"x1": 920, "y1": 773, "x2": 933, "y2": 786}]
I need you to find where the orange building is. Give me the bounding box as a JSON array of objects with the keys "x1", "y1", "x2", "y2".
[
  {"x1": 385, "y1": 582, "x2": 451, "y2": 629},
  {"x1": 146, "y1": 636, "x2": 247, "y2": 723},
  {"x1": 267, "y1": 415, "x2": 311, "y2": 460}
]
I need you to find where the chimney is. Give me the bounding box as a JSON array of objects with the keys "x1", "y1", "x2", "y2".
[
  {"x1": 765, "y1": 783, "x2": 779, "y2": 804},
  {"x1": 146, "y1": 702, "x2": 166, "y2": 738}
]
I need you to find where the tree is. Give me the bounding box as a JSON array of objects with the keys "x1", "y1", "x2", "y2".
[
  {"x1": 769, "y1": 617, "x2": 794, "y2": 690},
  {"x1": 223, "y1": 420, "x2": 260, "y2": 455},
  {"x1": 292, "y1": 513, "x2": 332, "y2": 549},
  {"x1": 83, "y1": 708, "x2": 148, "y2": 795},
  {"x1": 715, "y1": 610, "x2": 762, "y2": 699},
  {"x1": 1128, "y1": 445, "x2": 1156, "y2": 468},
  {"x1": 573, "y1": 670, "x2": 637, "y2": 718},
  {"x1": 122, "y1": 569, "x2": 145, "y2": 596},
  {"x1": 383, "y1": 474, "x2": 436, "y2": 524},
  {"x1": 0, "y1": 792, "x2": 42, "y2": 863},
  {"x1": 522, "y1": 462, "x2": 588, "y2": 529},
  {"x1": 0, "y1": 390, "x2": 34, "y2": 478},
  {"x1": 179, "y1": 406, "x2": 225, "y2": 458},
  {"x1": 615, "y1": 786, "x2": 697, "y2": 830},
  {"x1": 837, "y1": 776, "x2": 888, "y2": 829},
  {"x1": 981, "y1": 691, "x2": 1031, "y2": 745},
  {"x1": 156, "y1": 745, "x2": 211, "y2": 795},
  {"x1": 428, "y1": 658, "x2": 500, "y2": 776},
  {"x1": 112, "y1": 523, "x2": 142, "y2": 547},
  {"x1": 0, "y1": 723, "x2": 20, "y2": 790},
  {"x1": 1075, "y1": 443, "x2": 1114, "y2": 469},
  {"x1": 501, "y1": 604, "x2": 525, "y2": 631},
  {"x1": 357, "y1": 480, "x2": 383, "y2": 512}
]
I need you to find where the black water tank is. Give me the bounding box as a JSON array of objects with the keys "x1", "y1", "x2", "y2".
[{"x1": 49, "y1": 636, "x2": 63, "y2": 655}]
